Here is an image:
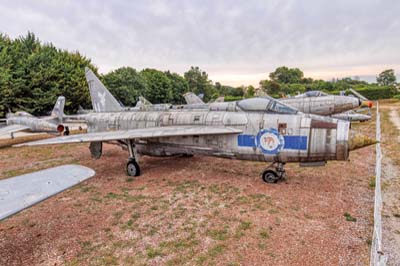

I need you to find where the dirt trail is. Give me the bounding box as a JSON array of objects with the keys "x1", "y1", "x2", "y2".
[
  {"x1": 382, "y1": 107, "x2": 400, "y2": 265},
  {"x1": 389, "y1": 108, "x2": 400, "y2": 130}
]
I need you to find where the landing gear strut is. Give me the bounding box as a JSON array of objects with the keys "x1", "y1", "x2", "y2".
[
  {"x1": 126, "y1": 140, "x2": 140, "y2": 177},
  {"x1": 261, "y1": 162, "x2": 286, "y2": 183}
]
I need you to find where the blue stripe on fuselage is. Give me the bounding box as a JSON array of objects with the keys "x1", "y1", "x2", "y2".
[
  {"x1": 237, "y1": 134, "x2": 307, "y2": 150},
  {"x1": 283, "y1": 135, "x2": 308, "y2": 150}
]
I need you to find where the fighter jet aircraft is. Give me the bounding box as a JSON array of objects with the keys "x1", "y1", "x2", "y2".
[
  {"x1": 183, "y1": 91, "x2": 364, "y2": 116},
  {"x1": 286, "y1": 90, "x2": 373, "y2": 113},
  {"x1": 0, "y1": 96, "x2": 69, "y2": 138},
  {"x1": 331, "y1": 110, "x2": 371, "y2": 122},
  {"x1": 16, "y1": 68, "x2": 377, "y2": 183}
]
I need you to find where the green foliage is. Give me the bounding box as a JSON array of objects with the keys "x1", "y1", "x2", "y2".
[
  {"x1": 348, "y1": 85, "x2": 397, "y2": 100},
  {"x1": 184, "y1": 66, "x2": 216, "y2": 102},
  {"x1": 245, "y1": 85, "x2": 255, "y2": 98},
  {"x1": 224, "y1": 95, "x2": 243, "y2": 102},
  {"x1": 140, "y1": 68, "x2": 174, "y2": 104},
  {"x1": 269, "y1": 66, "x2": 304, "y2": 84},
  {"x1": 0, "y1": 32, "x2": 96, "y2": 117},
  {"x1": 102, "y1": 67, "x2": 146, "y2": 107},
  {"x1": 343, "y1": 212, "x2": 357, "y2": 222},
  {"x1": 377, "y1": 69, "x2": 396, "y2": 86},
  {"x1": 259, "y1": 80, "x2": 281, "y2": 95}
]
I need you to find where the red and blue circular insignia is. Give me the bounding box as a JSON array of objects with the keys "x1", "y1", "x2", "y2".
[{"x1": 255, "y1": 128, "x2": 284, "y2": 154}]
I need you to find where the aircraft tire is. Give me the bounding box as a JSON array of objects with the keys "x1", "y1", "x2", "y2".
[
  {"x1": 262, "y1": 170, "x2": 279, "y2": 183},
  {"x1": 127, "y1": 159, "x2": 141, "y2": 177}
]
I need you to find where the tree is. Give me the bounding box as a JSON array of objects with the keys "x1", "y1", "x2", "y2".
[
  {"x1": 140, "y1": 69, "x2": 173, "y2": 103},
  {"x1": 269, "y1": 66, "x2": 304, "y2": 84},
  {"x1": 0, "y1": 32, "x2": 95, "y2": 116},
  {"x1": 164, "y1": 71, "x2": 189, "y2": 104},
  {"x1": 259, "y1": 80, "x2": 281, "y2": 95},
  {"x1": 102, "y1": 67, "x2": 147, "y2": 106},
  {"x1": 245, "y1": 85, "x2": 255, "y2": 98},
  {"x1": 183, "y1": 66, "x2": 216, "y2": 102},
  {"x1": 377, "y1": 69, "x2": 396, "y2": 86}
]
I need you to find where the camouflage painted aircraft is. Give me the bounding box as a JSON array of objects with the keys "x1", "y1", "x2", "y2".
[
  {"x1": 0, "y1": 96, "x2": 69, "y2": 138},
  {"x1": 17, "y1": 68, "x2": 376, "y2": 183}
]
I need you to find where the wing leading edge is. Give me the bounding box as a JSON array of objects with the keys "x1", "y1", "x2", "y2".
[
  {"x1": 0, "y1": 164, "x2": 95, "y2": 221},
  {"x1": 0, "y1": 124, "x2": 30, "y2": 137},
  {"x1": 15, "y1": 126, "x2": 242, "y2": 147}
]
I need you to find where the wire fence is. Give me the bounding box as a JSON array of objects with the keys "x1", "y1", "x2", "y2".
[{"x1": 370, "y1": 102, "x2": 386, "y2": 266}]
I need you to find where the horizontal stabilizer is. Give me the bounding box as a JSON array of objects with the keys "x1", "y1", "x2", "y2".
[
  {"x1": 0, "y1": 124, "x2": 30, "y2": 137},
  {"x1": 0, "y1": 164, "x2": 95, "y2": 220},
  {"x1": 16, "y1": 126, "x2": 242, "y2": 146}
]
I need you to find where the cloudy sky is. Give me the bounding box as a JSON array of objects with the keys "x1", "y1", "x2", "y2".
[{"x1": 1, "y1": 0, "x2": 399, "y2": 86}]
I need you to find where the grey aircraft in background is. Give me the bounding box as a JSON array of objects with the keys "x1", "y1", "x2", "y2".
[
  {"x1": 17, "y1": 68, "x2": 376, "y2": 183},
  {"x1": 0, "y1": 96, "x2": 69, "y2": 138},
  {"x1": 184, "y1": 91, "x2": 366, "y2": 116}
]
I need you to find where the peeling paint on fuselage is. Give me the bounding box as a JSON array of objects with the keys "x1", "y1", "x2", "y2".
[{"x1": 85, "y1": 109, "x2": 350, "y2": 163}]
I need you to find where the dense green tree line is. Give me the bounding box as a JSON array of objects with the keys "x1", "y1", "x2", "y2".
[
  {"x1": 0, "y1": 32, "x2": 398, "y2": 117},
  {"x1": 0, "y1": 32, "x2": 97, "y2": 117}
]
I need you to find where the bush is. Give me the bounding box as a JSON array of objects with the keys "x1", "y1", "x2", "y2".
[
  {"x1": 224, "y1": 95, "x2": 243, "y2": 102},
  {"x1": 327, "y1": 85, "x2": 397, "y2": 100}
]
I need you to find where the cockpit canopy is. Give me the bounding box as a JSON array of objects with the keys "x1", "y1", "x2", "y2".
[
  {"x1": 14, "y1": 111, "x2": 33, "y2": 117},
  {"x1": 236, "y1": 97, "x2": 298, "y2": 114},
  {"x1": 295, "y1": 90, "x2": 328, "y2": 98}
]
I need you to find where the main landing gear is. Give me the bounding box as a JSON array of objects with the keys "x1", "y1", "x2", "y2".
[
  {"x1": 261, "y1": 162, "x2": 286, "y2": 183},
  {"x1": 126, "y1": 140, "x2": 141, "y2": 177}
]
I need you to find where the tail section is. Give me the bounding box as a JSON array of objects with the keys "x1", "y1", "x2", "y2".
[
  {"x1": 183, "y1": 92, "x2": 205, "y2": 105},
  {"x1": 85, "y1": 67, "x2": 122, "y2": 112},
  {"x1": 51, "y1": 96, "x2": 65, "y2": 122}
]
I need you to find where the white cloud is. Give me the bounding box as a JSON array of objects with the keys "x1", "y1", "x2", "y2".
[{"x1": 0, "y1": 0, "x2": 399, "y2": 85}]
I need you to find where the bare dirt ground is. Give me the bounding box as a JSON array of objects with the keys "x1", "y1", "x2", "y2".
[
  {"x1": 0, "y1": 120, "x2": 377, "y2": 266},
  {"x1": 380, "y1": 100, "x2": 400, "y2": 265}
]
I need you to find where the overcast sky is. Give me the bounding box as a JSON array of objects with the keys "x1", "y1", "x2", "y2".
[{"x1": 1, "y1": 0, "x2": 399, "y2": 86}]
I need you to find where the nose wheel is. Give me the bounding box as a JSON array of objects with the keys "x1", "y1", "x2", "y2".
[{"x1": 261, "y1": 162, "x2": 286, "y2": 183}]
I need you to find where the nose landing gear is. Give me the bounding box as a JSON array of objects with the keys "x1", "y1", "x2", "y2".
[{"x1": 261, "y1": 162, "x2": 286, "y2": 183}]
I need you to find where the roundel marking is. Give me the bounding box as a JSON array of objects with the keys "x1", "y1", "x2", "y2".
[{"x1": 255, "y1": 128, "x2": 284, "y2": 154}]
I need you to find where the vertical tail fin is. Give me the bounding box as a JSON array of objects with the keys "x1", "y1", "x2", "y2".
[
  {"x1": 85, "y1": 67, "x2": 122, "y2": 112},
  {"x1": 183, "y1": 92, "x2": 205, "y2": 105},
  {"x1": 51, "y1": 96, "x2": 65, "y2": 122}
]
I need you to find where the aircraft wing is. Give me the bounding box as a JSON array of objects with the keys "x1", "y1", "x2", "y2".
[
  {"x1": 0, "y1": 124, "x2": 30, "y2": 137},
  {"x1": 0, "y1": 164, "x2": 95, "y2": 221},
  {"x1": 16, "y1": 126, "x2": 242, "y2": 146}
]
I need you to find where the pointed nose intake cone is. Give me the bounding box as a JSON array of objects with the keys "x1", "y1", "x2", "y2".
[{"x1": 348, "y1": 131, "x2": 378, "y2": 151}]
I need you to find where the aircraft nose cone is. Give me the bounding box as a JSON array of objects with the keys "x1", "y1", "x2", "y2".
[{"x1": 348, "y1": 131, "x2": 377, "y2": 151}]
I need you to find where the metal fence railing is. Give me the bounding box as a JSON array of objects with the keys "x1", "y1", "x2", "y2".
[{"x1": 370, "y1": 102, "x2": 386, "y2": 265}]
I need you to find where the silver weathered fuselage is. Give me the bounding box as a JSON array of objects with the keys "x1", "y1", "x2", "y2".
[
  {"x1": 6, "y1": 114, "x2": 59, "y2": 133},
  {"x1": 280, "y1": 95, "x2": 360, "y2": 116},
  {"x1": 85, "y1": 109, "x2": 350, "y2": 163}
]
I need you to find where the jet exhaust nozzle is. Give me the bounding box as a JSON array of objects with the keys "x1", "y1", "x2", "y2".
[
  {"x1": 348, "y1": 131, "x2": 378, "y2": 151},
  {"x1": 361, "y1": 100, "x2": 373, "y2": 108},
  {"x1": 57, "y1": 124, "x2": 65, "y2": 133}
]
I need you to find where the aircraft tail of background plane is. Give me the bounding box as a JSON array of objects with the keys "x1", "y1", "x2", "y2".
[
  {"x1": 51, "y1": 96, "x2": 65, "y2": 122},
  {"x1": 183, "y1": 92, "x2": 205, "y2": 105},
  {"x1": 85, "y1": 67, "x2": 123, "y2": 112}
]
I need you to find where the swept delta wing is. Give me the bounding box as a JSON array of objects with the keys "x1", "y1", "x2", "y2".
[
  {"x1": 16, "y1": 126, "x2": 242, "y2": 146},
  {"x1": 0, "y1": 164, "x2": 95, "y2": 220}
]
